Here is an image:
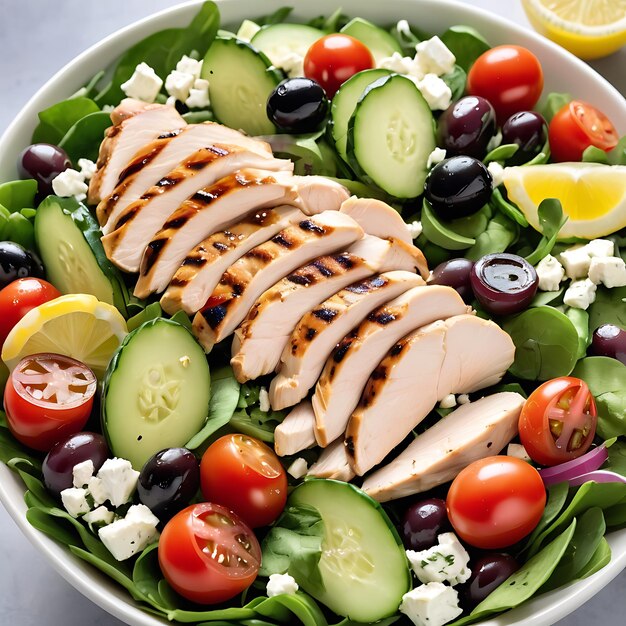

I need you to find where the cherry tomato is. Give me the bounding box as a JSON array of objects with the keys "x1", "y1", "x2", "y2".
[
  {"x1": 548, "y1": 100, "x2": 619, "y2": 162},
  {"x1": 158, "y1": 502, "x2": 261, "y2": 604},
  {"x1": 0, "y1": 278, "x2": 60, "y2": 346},
  {"x1": 200, "y1": 434, "x2": 287, "y2": 528},
  {"x1": 518, "y1": 376, "x2": 597, "y2": 466},
  {"x1": 447, "y1": 456, "x2": 546, "y2": 549},
  {"x1": 467, "y1": 45, "x2": 543, "y2": 122},
  {"x1": 4, "y1": 353, "x2": 97, "y2": 451},
  {"x1": 304, "y1": 34, "x2": 374, "y2": 98}
]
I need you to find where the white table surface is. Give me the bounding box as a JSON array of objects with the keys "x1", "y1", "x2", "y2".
[{"x1": 0, "y1": 1, "x2": 624, "y2": 624}]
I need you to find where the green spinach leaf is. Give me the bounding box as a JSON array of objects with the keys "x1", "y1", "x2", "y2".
[
  {"x1": 58, "y1": 111, "x2": 111, "y2": 163},
  {"x1": 565, "y1": 307, "x2": 590, "y2": 360},
  {"x1": 525, "y1": 198, "x2": 568, "y2": 265},
  {"x1": 440, "y1": 25, "x2": 490, "y2": 72},
  {"x1": 421, "y1": 200, "x2": 475, "y2": 250},
  {"x1": 32, "y1": 97, "x2": 100, "y2": 145},
  {"x1": 441, "y1": 65, "x2": 466, "y2": 101},
  {"x1": 588, "y1": 286, "x2": 626, "y2": 332},
  {"x1": 606, "y1": 439, "x2": 626, "y2": 477},
  {"x1": 490, "y1": 187, "x2": 528, "y2": 227},
  {"x1": 583, "y1": 136, "x2": 626, "y2": 166},
  {"x1": 483, "y1": 144, "x2": 519, "y2": 164},
  {"x1": 521, "y1": 481, "x2": 570, "y2": 553},
  {"x1": 577, "y1": 537, "x2": 612, "y2": 578},
  {"x1": 465, "y1": 213, "x2": 517, "y2": 260},
  {"x1": 0, "y1": 180, "x2": 38, "y2": 212},
  {"x1": 540, "y1": 92, "x2": 572, "y2": 122}
]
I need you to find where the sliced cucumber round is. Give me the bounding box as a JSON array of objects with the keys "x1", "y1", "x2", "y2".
[
  {"x1": 201, "y1": 37, "x2": 282, "y2": 136},
  {"x1": 102, "y1": 318, "x2": 211, "y2": 470},
  {"x1": 347, "y1": 74, "x2": 436, "y2": 198},
  {"x1": 251, "y1": 23, "x2": 323, "y2": 64},
  {"x1": 330, "y1": 68, "x2": 392, "y2": 163},
  {"x1": 34, "y1": 196, "x2": 129, "y2": 315},
  {"x1": 289, "y1": 479, "x2": 410, "y2": 622},
  {"x1": 340, "y1": 18, "x2": 403, "y2": 64}
]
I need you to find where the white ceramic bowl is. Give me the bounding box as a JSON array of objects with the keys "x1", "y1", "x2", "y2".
[{"x1": 0, "y1": 1, "x2": 625, "y2": 625}]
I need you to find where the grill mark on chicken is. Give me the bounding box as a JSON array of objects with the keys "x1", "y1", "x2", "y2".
[
  {"x1": 298, "y1": 219, "x2": 327, "y2": 234},
  {"x1": 162, "y1": 216, "x2": 188, "y2": 230},
  {"x1": 312, "y1": 308, "x2": 338, "y2": 323},
  {"x1": 305, "y1": 328, "x2": 317, "y2": 341},
  {"x1": 331, "y1": 338, "x2": 354, "y2": 365},
  {"x1": 334, "y1": 254, "x2": 355, "y2": 269},
  {"x1": 201, "y1": 304, "x2": 229, "y2": 329},
  {"x1": 157, "y1": 129, "x2": 182, "y2": 139},
  {"x1": 287, "y1": 273, "x2": 313, "y2": 286},
  {"x1": 182, "y1": 256, "x2": 208, "y2": 266},
  {"x1": 213, "y1": 242, "x2": 229, "y2": 252},
  {"x1": 168, "y1": 276, "x2": 187, "y2": 287},
  {"x1": 389, "y1": 342, "x2": 404, "y2": 356},
  {"x1": 245, "y1": 248, "x2": 274, "y2": 263},
  {"x1": 345, "y1": 275, "x2": 388, "y2": 294},
  {"x1": 368, "y1": 309, "x2": 398, "y2": 325},
  {"x1": 272, "y1": 233, "x2": 294, "y2": 248},
  {"x1": 141, "y1": 238, "x2": 167, "y2": 273}
]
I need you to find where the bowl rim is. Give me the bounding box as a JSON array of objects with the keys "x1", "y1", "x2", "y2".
[{"x1": 0, "y1": 1, "x2": 625, "y2": 626}]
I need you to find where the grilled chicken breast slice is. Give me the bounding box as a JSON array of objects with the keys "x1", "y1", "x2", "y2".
[
  {"x1": 160, "y1": 206, "x2": 305, "y2": 315},
  {"x1": 307, "y1": 437, "x2": 355, "y2": 482},
  {"x1": 362, "y1": 393, "x2": 525, "y2": 502},
  {"x1": 346, "y1": 314, "x2": 516, "y2": 475},
  {"x1": 88, "y1": 100, "x2": 186, "y2": 205},
  {"x1": 274, "y1": 401, "x2": 316, "y2": 457},
  {"x1": 98, "y1": 122, "x2": 274, "y2": 234},
  {"x1": 134, "y1": 170, "x2": 306, "y2": 298},
  {"x1": 231, "y1": 236, "x2": 428, "y2": 383},
  {"x1": 102, "y1": 154, "x2": 293, "y2": 273},
  {"x1": 290, "y1": 176, "x2": 350, "y2": 214},
  {"x1": 269, "y1": 270, "x2": 424, "y2": 411},
  {"x1": 313, "y1": 285, "x2": 470, "y2": 448},
  {"x1": 192, "y1": 212, "x2": 364, "y2": 351},
  {"x1": 339, "y1": 196, "x2": 412, "y2": 244}
]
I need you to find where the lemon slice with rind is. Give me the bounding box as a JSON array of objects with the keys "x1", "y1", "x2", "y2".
[
  {"x1": 502, "y1": 162, "x2": 626, "y2": 239},
  {"x1": 522, "y1": 0, "x2": 626, "y2": 59},
  {"x1": 1, "y1": 294, "x2": 128, "y2": 378}
]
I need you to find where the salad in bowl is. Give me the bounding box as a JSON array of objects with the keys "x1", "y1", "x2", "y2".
[{"x1": 0, "y1": 1, "x2": 626, "y2": 626}]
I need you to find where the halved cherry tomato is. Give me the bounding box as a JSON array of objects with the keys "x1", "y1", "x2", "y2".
[
  {"x1": 158, "y1": 502, "x2": 261, "y2": 604},
  {"x1": 548, "y1": 101, "x2": 619, "y2": 162},
  {"x1": 0, "y1": 278, "x2": 60, "y2": 347},
  {"x1": 200, "y1": 434, "x2": 287, "y2": 528},
  {"x1": 518, "y1": 376, "x2": 597, "y2": 466},
  {"x1": 447, "y1": 456, "x2": 546, "y2": 549},
  {"x1": 304, "y1": 34, "x2": 374, "y2": 98},
  {"x1": 4, "y1": 353, "x2": 97, "y2": 451},
  {"x1": 467, "y1": 45, "x2": 543, "y2": 122}
]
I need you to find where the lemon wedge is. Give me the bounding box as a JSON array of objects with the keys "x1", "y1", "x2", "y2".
[
  {"x1": 1, "y1": 294, "x2": 128, "y2": 378},
  {"x1": 502, "y1": 162, "x2": 626, "y2": 239},
  {"x1": 522, "y1": 0, "x2": 626, "y2": 59}
]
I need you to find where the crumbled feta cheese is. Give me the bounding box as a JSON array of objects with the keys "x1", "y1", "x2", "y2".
[
  {"x1": 507, "y1": 443, "x2": 531, "y2": 462},
  {"x1": 276, "y1": 51, "x2": 305, "y2": 78},
  {"x1": 487, "y1": 161, "x2": 505, "y2": 187},
  {"x1": 417, "y1": 74, "x2": 452, "y2": 111},
  {"x1": 77, "y1": 158, "x2": 97, "y2": 181},
  {"x1": 427, "y1": 147, "x2": 446, "y2": 169},
  {"x1": 125, "y1": 503, "x2": 160, "y2": 526},
  {"x1": 121, "y1": 62, "x2": 163, "y2": 103},
  {"x1": 185, "y1": 78, "x2": 211, "y2": 109},
  {"x1": 439, "y1": 394, "x2": 456, "y2": 409},
  {"x1": 378, "y1": 52, "x2": 417, "y2": 76},
  {"x1": 486, "y1": 129, "x2": 502, "y2": 153},
  {"x1": 588, "y1": 256, "x2": 626, "y2": 288},
  {"x1": 287, "y1": 457, "x2": 309, "y2": 479},
  {"x1": 585, "y1": 238, "x2": 614, "y2": 259},
  {"x1": 83, "y1": 505, "x2": 115, "y2": 528},
  {"x1": 51, "y1": 168, "x2": 88, "y2": 201},
  {"x1": 536, "y1": 254, "x2": 565, "y2": 292},
  {"x1": 193, "y1": 78, "x2": 210, "y2": 91},
  {"x1": 72, "y1": 460, "x2": 95, "y2": 488},
  {"x1": 563, "y1": 278, "x2": 597, "y2": 310},
  {"x1": 406, "y1": 532, "x2": 471, "y2": 586},
  {"x1": 87, "y1": 476, "x2": 109, "y2": 507},
  {"x1": 236, "y1": 19, "x2": 261, "y2": 43},
  {"x1": 176, "y1": 54, "x2": 203, "y2": 80},
  {"x1": 415, "y1": 36, "x2": 456, "y2": 77},
  {"x1": 457, "y1": 393, "x2": 470, "y2": 405},
  {"x1": 559, "y1": 246, "x2": 592, "y2": 279},
  {"x1": 266, "y1": 573, "x2": 299, "y2": 597},
  {"x1": 399, "y1": 582, "x2": 462, "y2": 626},
  {"x1": 102, "y1": 104, "x2": 115, "y2": 113},
  {"x1": 98, "y1": 514, "x2": 159, "y2": 561},
  {"x1": 61, "y1": 488, "x2": 91, "y2": 518},
  {"x1": 165, "y1": 69, "x2": 195, "y2": 102},
  {"x1": 166, "y1": 95, "x2": 177, "y2": 107},
  {"x1": 97, "y1": 458, "x2": 139, "y2": 507},
  {"x1": 408, "y1": 220, "x2": 423, "y2": 239},
  {"x1": 259, "y1": 387, "x2": 271, "y2": 412}
]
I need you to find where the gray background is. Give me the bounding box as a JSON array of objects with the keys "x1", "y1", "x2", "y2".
[{"x1": 0, "y1": 0, "x2": 624, "y2": 624}]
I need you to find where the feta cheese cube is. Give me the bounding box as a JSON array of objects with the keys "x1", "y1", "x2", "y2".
[
  {"x1": 259, "y1": 387, "x2": 271, "y2": 412},
  {"x1": 97, "y1": 458, "x2": 139, "y2": 507},
  {"x1": 487, "y1": 161, "x2": 505, "y2": 187},
  {"x1": 406, "y1": 532, "x2": 471, "y2": 585},
  {"x1": 193, "y1": 78, "x2": 210, "y2": 91},
  {"x1": 61, "y1": 488, "x2": 91, "y2": 518},
  {"x1": 457, "y1": 393, "x2": 470, "y2": 405},
  {"x1": 121, "y1": 62, "x2": 163, "y2": 103},
  {"x1": 588, "y1": 256, "x2": 626, "y2": 288},
  {"x1": 417, "y1": 74, "x2": 452, "y2": 111},
  {"x1": 98, "y1": 517, "x2": 159, "y2": 561},
  {"x1": 507, "y1": 443, "x2": 531, "y2": 462},
  {"x1": 439, "y1": 394, "x2": 457, "y2": 409},
  {"x1": 408, "y1": 220, "x2": 423, "y2": 239},
  {"x1": 399, "y1": 582, "x2": 462, "y2": 626},
  {"x1": 185, "y1": 79, "x2": 211, "y2": 109},
  {"x1": 563, "y1": 278, "x2": 597, "y2": 310},
  {"x1": 83, "y1": 505, "x2": 115, "y2": 528},
  {"x1": 584, "y1": 238, "x2": 614, "y2": 259},
  {"x1": 536, "y1": 254, "x2": 565, "y2": 292},
  {"x1": 72, "y1": 459, "x2": 94, "y2": 488},
  {"x1": 51, "y1": 169, "x2": 88, "y2": 201},
  {"x1": 277, "y1": 51, "x2": 305, "y2": 78},
  {"x1": 236, "y1": 19, "x2": 261, "y2": 43},
  {"x1": 378, "y1": 52, "x2": 415, "y2": 75},
  {"x1": 165, "y1": 69, "x2": 195, "y2": 102},
  {"x1": 87, "y1": 476, "x2": 109, "y2": 506},
  {"x1": 427, "y1": 147, "x2": 446, "y2": 169},
  {"x1": 559, "y1": 246, "x2": 592, "y2": 279},
  {"x1": 176, "y1": 54, "x2": 203, "y2": 80},
  {"x1": 125, "y1": 503, "x2": 160, "y2": 526},
  {"x1": 415, "y1": 36, "x2": 456, "y2": 76},
  {"x1": 77, "y1": 158, "x2": 97, "y2": 181},
  {"x1": 266, "y1": 573, "x2": 299, "y2": 597},
  {"x1": 287, "y1": 457, "x2": 308, "y2": 479}
]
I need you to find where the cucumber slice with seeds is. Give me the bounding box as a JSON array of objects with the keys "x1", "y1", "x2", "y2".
[
  {"x1": 347, "y1": 74, "x2": 436, "y2": 198},
  {"x1": 340, "y1": 18, "x2": 403, "y2": 64}
]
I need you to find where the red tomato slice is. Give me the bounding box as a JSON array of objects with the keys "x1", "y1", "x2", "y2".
[
  {"x1": 158, "y1": 502, "x2": 261, "y2": 604},
  {"x1": 4, "y1": 353, "x2": 97, "y2": 451}
]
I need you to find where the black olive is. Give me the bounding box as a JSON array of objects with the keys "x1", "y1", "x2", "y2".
[
  {"x1": 267, "y1": 78, "x2": 329, "y2": 133},
  {"x1": 0, "y1": 241, "x2": 44, "y2": 289}
]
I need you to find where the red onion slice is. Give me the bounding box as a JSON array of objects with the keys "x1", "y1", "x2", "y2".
[
  {"x1": 567, "y1": 470, "x2": 626, "y2": 487},
  {"x1": 539, "y1": 445, "x2": 608, "y2": 487}
]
